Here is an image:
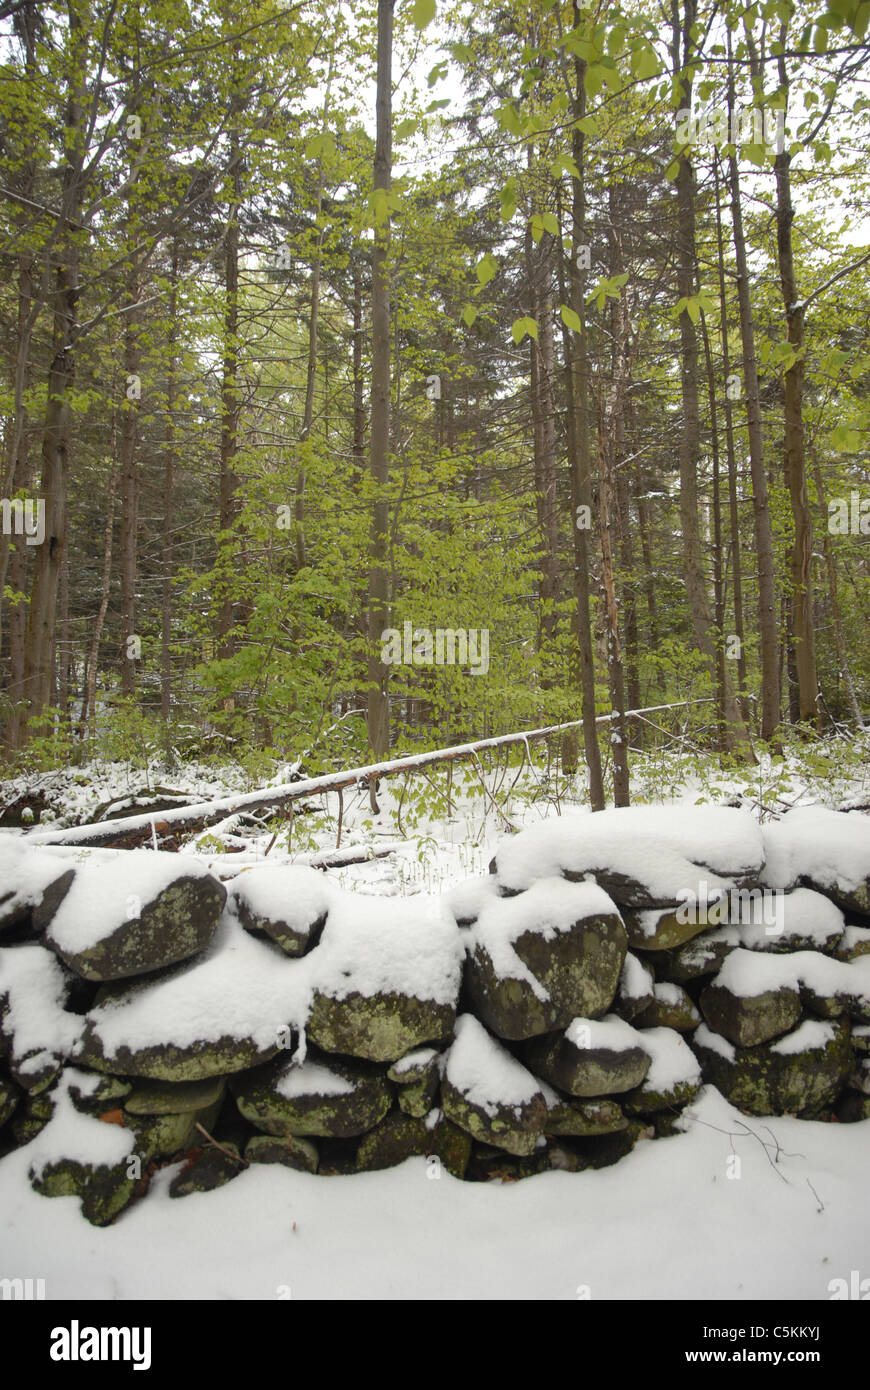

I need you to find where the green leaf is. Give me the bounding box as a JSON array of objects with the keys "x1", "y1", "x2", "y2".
[
  {"x1": 511, "y1": 316, "x2": 538, "y2": 344},
  {"x1": 461, "y1": 304, "x2": 478, "y2": 328},
  {"x1": 813, "y1": 24, "x2": 828, "y2": 51},
  {"x1": 500, "y1": 182, "x2": 517, "y2": 221},
  {"x1": 560, "y1": 304, "x2": 582, "y2": 332},
  {"x1": 540, "y1": 211, "x2": 559, "y2": 235},
  {"x1": 497, "y1": 103, "x2": 525, "y2": 136},
  {"x1": 395, "y1": 117, "x2": 417, "y2": 139},
  {"x1": 412, "y1": 0, "x2": 437, "y2": 30},
  {"x1": 475, "y1": 252, "x2": 498, "y2": 286},
  {"x1": 632, "y1": 44, "x2": 660, "y2": 80}
]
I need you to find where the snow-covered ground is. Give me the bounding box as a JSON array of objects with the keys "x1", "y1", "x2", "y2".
[{"x1": 1, "y1": 1086, "x2": 865, "y2": 1300}]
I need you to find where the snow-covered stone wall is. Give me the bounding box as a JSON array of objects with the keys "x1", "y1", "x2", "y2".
[{"x1": 1, "y1": 805, "x2": 868, "y2": 1226}]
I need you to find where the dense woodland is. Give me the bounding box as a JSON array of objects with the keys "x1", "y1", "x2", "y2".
[{"x1": 1, "y1": 0, "x2": 868, "y2": 803}]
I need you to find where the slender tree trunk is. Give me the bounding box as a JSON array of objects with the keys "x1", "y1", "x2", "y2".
[
  {"x1": 365, "y1": 0, "x2": 394, "y2": 807},
  {"x1": 161, "y1": 240, "x2": 179, "y2": 726},
  {"x1": 774, "y1": 27, "x2": 818, "y2": 727},
  {"x1": 21, "y1": 2, "x2": 87, "y2": 734},
  {"x1": 724, "y1": 54, "x2": 779, "y2": 742},
  {"x1": 566, "y1": 17, "x2": 604, "y2": 808},
  {"x1": 118, "y1": 259, "x2": 141, "y2": 696},
  {"x1": 80, "y1": 458, "x2": 117, "y2": 741},
  {"x1": 218, "y1": 119, "x2": 242, "y2": 674}
]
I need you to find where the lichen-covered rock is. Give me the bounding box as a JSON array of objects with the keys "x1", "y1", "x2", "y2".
[
  {"x1": 169, "y1": 1143, "x2": 244, "y2": 1197},
  {"x1": 10, "y1": 1087, "x2": 55, "y2": 1144},
  {"x1": 428, "y1": 1116, "x2": 473, "y2": 1179},
  {"x1": 635, "y1": 982, "x2": 700, "y2": 1033},
  {"x1": 126, "y1": 1092, "x2": 223, "y2": 1161},
  {"x1": 522, "y1": 1015, "x2": 650, "y2": 1097},
  {"x1": 67, "y1": 1073, "x2": 132, "y2": 1115},
  {"x1": 623, "y1": 906, "x2": 712, "y2": 953},
  {"x1": 700, "y1": 952, "x2": 803, "y2": 1047},
  {"x1": 387, "y1": 1047, "x2": 440, "y2": 1085},
  {"x1": 0, "y1": 1076, "x2": 20, "y2": 1127},
  {"x1": 544, "y1": 1095, "x2": 628, "y2": 1137},
  {"x1": 440, "y1": 1014, "x2": 551, "y2": 1156},
  {"x1": 44, "y1": 850, "x2": 226, "y2": 981},
  {"x1": 464, "y1": 879, "x2": 627, "y2": 1041},
  {"x1": 654, "y1": 927, "x2": 740, "y2": 984},
  {"x1": 356, "y1": 1112, "x2": 430, "y2": 1171},
  {"x1": 307, "y1": 894, "x2": 461, "y2": 1062},
  {"x1": 621, "y1": 1027, "x2": 702, "y2": 1115},
  {"x1": 30, "y1": 1155, "x2": 138, "y2": 1226},
  {"x1": 245, "y1": 1132, "x2": 319, "y2": 1172},
  {"x1": 227, "y1": 864, "x2": 331, "y2": 956},
  {"x1": 231, "y1": 1052, "x2": 391, "y2": 1138},
  {"x1": 123, "y1": 1076, "x2": 225, "y2": 1115},
  {"x1": 308, "y1": 990, "x2": 455, "y2": 1065},
  {"x1": 694, "y1": 1018, "x2": 853, "y2": 1116}
]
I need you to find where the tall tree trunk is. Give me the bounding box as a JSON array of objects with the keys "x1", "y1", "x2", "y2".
[
  {"x1": 218, "y1": 118, "x2": 242, "y2": 676},
  {"x1": 526, "y1": 226, "x2": 560, "y2": 653},
  {"x1": 79, "y1": 457, "x2": 117, "y2": 741},
  {"x1": 724, "y1": 52, "x2": 780, "y2": 742},
  {"x1": 118, "y1": 258, "x2": 141, "y2": 696},
  {"x1": 774, "y1": 25, "x2": 818, "y2": 727},
  {"x1": 161, "y1": 240, "x2": 179, "y2": 727},
  {"x1": 21, "y1": 0, "x2": 87, "y2": 735},
  {"x1": 566, "y1": 14, "x2": 604, "y2": 808},
  {"x1": 365, "y1": 0, "x2": 394, "y2": 808}
]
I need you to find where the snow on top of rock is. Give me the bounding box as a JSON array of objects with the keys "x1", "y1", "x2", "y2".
[
  {"x1": 769, "y1": 1020, "x2": 838, "y2": 1056},
  {"x1": 468, "y1": 877, "x2": 619, "y2": 1002},
  {"x1": 0, "y1": 943, "x2": 82, "y2": 1073},
  {"x1": 492, "y1": 805, "x2": 764, "y2": 898},
  {"x1": 762, "y1": 807, "x2": 870, "y2": 893},
  {"x1": 444, "y1": 874, "x2": 502, "y2": 925},
  {"x1": 274, "y1": 1058, "x2": 355, "y2": 1100},
  {"x1": 445, "y1": 1013, "x2": 546, "y2": 1116},
  {"x1": 564, "y1": 1013, "x2": 646, "y2": 1053},
  {"x1": 714, "y1": 946, "x2": 870, "y2": 1002},
  {"x1": 79, "y1": 914, "x2": 313, "y2": 1058},
  {"x1": 619, "y1": 951, "x2": 652, "y2": 998},
  {"x1": 27, "y1": 1069, "x2": 134, "y2": 1180},
  {"x1": 48, "y1": 848, "x2": 214, "y2": 954},
  {"x1": 391, "y1": 1046, "x2": 438, "y2": 1075},
  {"x1": 312, "y1": 893, "x2": 462, "y2": 1005},
  {"x1": 736, "y1": 887, "x2": 843, "y2": 949},
  {"x1": 693, "y1": 1022, "x2": 736, "y2": 1061},
  {"x1": 227, "y1": 863, "x2": 334, "y2": 929},
  {"x1": 634, "y1": 1026, "x2": 701, "y2": 1092},
  {"x1": 0, "y1": 839, "x2": 71, "y2": 920}
]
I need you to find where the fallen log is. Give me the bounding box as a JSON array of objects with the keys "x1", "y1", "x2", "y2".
[{"x1": 24, "y1": 699, "x2": 714, "y2": 850}]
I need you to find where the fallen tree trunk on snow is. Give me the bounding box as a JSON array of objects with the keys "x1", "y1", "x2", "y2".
[{"x1": 24, "y1": 699, "x2": 714, "y2": 850}]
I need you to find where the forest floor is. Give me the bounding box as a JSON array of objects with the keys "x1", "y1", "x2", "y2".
[{"x1": 1, "y1": 732, "x2": 868, "y2": 1300}]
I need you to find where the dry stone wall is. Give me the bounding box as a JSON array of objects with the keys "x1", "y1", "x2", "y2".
[{"x1": 1, "y1": 804, "x2": 868, "y2": 1225}]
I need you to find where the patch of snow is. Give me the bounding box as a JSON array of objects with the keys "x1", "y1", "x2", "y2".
[
  {"x1": 564, "y1": 1013, "x2": 645, "y2": 1053},
  {"x1": 693, "y1": 1023, "x2": 736, "y2": 1061},
  {"x1": 0, "y1": 944, "x2": 82, "y2": 1072},
  {"x1": 226, "y1": 863, "x2": 334, "y2": 932},
  {"x1": 445, "y1": 1014, "x2": 543, "y2": 1116},
  {"x1": 635, "y1": 1026, "x2": 701, "y2": 1092},
  {"x1": 274, "y1": 1059, "x2": 355, "y2": 1100},
  {"x1": 762, "y1": 807, "x2": 870, "y2": 895},
  {"x1": 770, "y1": 1020, "x2": 837, "y2": 1057},
  {"x1": 392, "y1": 1047, "x2": 438, "y2": 1076}
]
